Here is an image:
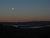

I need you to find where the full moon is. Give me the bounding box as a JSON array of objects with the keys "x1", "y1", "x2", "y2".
[{"x1": 12, "y1": 8, "x2": 14, "y2": 11}]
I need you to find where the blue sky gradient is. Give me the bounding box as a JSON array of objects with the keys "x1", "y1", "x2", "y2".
[{"x1": 0, "y1": 0, "x2": 50, "y2": 22}]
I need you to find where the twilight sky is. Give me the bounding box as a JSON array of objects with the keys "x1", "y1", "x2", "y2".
[{"x1": 0, "y1": 0, "x2": 50, "y2": 22}]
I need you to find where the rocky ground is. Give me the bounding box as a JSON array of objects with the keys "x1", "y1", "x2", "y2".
[{"x1": 0, "y1": 25, "x2": 50, "y2": 38}]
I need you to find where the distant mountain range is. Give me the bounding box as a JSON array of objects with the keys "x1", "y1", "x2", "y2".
[{"x1": 0, "y1": 21, "x2": 50, "y2": 25}]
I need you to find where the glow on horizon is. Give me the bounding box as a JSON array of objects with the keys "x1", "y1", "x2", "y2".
[{"x1": 0, "y1": 17, "x2": 50, "y2": 22}]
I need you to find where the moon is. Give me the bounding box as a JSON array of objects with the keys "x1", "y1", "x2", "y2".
[{"x1": 12, "y1": 8, "x2": 14, "y2": 11}]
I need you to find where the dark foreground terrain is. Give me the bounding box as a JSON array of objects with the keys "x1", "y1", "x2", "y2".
[{"x1": 0, "y1": 21, "x2": 50, "y2": 38}]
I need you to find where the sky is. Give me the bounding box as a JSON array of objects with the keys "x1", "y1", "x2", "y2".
[{"x1": 0, "y1": 0, "x2": 50, "y2": 22}]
